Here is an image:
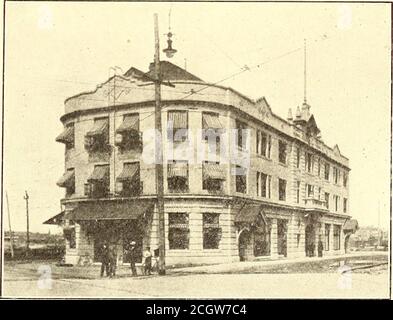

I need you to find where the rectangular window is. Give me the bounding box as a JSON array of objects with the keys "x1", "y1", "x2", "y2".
[
  {"x1": 333, "y1": 225, "x2": 341, "y2": 250},
  {"x1": 317, "y1": 158, "x2": 321, "y2": 176},
  {"x1": 306, "y1": 153, "x2": 313, "y2": 173},
  {"x1": 84, "y1": 117, "x2": 109, "y2": 153},
  {"x1": 296, "y1": 147, "x2": 300, "y2": 168},
  {"x1": 278, "y1": 178, "x2": 286, "y2": 201},
  {"x1": 167, "y1": 111, "x2": 188, "y2": 142},
  {"x1": 235, "y1": 120, "x2": 247, "y2": 149},
  {"x1": 168, "y1": 213, "x2": 189, "y2": 250},
  {"x1": 257, "y1": 131, "x2": 271, "y2": 158},
  {"x1": 343, "y1": 173, "x2": 348, "y2": 187},
  {"x1": 333, "y1": 167, "x2": 339, "y2": 184},
  {"x1": 325, "y1": 224, "x2": 330, "y2": 251},
  {"x1": 343, "y1": 198, "x2": 348, "y2": 213},
  {"x1": 64, "y1": 228, "x2": 76, "y2": 249},
  {"x1": 296, "y1": 181, "x2": 300, "y2": 204},
  {"x1": 168, "y1": 160, "x2": 189, "y2": 193},
  {"x1": 318, "y1": 187, "x2": 322, "y2": 200},
  {"x1": 203, "y1": 213, "x2": 221, "y2": 249},
  {"x1": 278, "y1": 140, "x2": 287, "y2": 164},
  {"x1": 116, "y1": 162, "x2": 141, "y2": 196},
  {"x1": 334, "y1": 195, "x2": 339, "y2": 212},
  {"x1": 325, "y1": 192, "x2": 330, "y2": 209},
  {"x1": 236, "y1": 165, "x2": 247, "y2": 194},
  {"x1": 306, "y1": 184, "x2": 314, "y2": 198},
  {"x1": 324, "y1": 163, "x2": 330, "y2": 181}
]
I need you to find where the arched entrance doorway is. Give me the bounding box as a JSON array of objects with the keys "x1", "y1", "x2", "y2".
[
  {"x1": 238, "y1": 228, "x2": 251, "y2": 262},
  {"x1": 305, "y1": 224, "x2": 315, "y2": 257}
]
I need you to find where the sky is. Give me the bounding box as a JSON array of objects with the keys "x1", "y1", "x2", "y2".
[{"x1": 2, "y1": 2, "x2": 391, "y2": 233}]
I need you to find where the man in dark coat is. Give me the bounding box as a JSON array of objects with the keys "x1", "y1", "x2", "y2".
[
  {"x1": 108, "y1": 244, "x2": 117, "y2": 278},
  {"x1": 100, "y1": 243, "x2": 110, "y2": 277},
  {"x1": 129, "y1": 241, "x2": 137, "y2": 276}
]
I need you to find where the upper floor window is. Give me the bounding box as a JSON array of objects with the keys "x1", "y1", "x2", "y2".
[
  {"x1": 343, "y1": 198, "x2": 348, "y2": 213},
  {"x1": 115, "y1": 162, "x2": 142, "y2": 196},
  {"x1": 168, "y1": 111, "x2": 188, "y2": 142},
  {"x1": 305, "y1": 152, "x2": 313, "y2": 173},
  {"x1": 235, "y1": 165, "x2": 247, "y2": 194},
  {"x1": 235, "y1": 120, "x2": 248, "y2": 149},
  {"x1": 56, "y1": 168, "x2": 75, "y2": 197},
  {"x1": 85, "y1": 164, "x2": 110, "y2": 198},
  {"x1": 306, "y1": 184, "x2": 314, "y2": 198},
  {"x1": 203, "y1": 213, "x2": 221, "y2": 249},
  {"x1": 343, "y1": 172, "x2": 348, "y2": 187},
  {"x1": 256, "y1": 171, "x2": 271, "y2": 198},
  {"x1": 84, "y1": 117, "x2": 109, "y2": 153},
  {"x1": 256, "y1": 130, "x2": 271, "y2": 158},
  {"x1": 167, "y1": 160, "x2": 189, "y2": 193},
  {"x1": 317, "y1": 158, "x2": 321, "y2": 176},
  {"x1": 333, "y1": 167, "x2": 339, "y2": 184},
  {"x1": 56, "y1": 122, "x2": 75, "y2": 150},
  {"x1": 333, "y1": 195, "x2": 340, "y2": 212},
  {"x1": 278, "y1": 178, "x2": 287, "y2": 201},
  {"x1": 296, "y1": 147, "x2": 300, "y2": 168},
  {"x1": 325, "y1": 192, "x2": 330, "y2": 209},
  {"x1": 202, "y1": 161, "x2": 226, "y2": 193},
  {"x1": 168, "y1": 213, "x2": 189, "y2": 250},
  {"x1": 324, "y1": 163, "x2": 330, "y2": 181},
  {"x1": 278, "y1": 140, "x2": 287, "y2": 164},
  {"x1": 202, "y1": 112, "x2": 222, "y2": 154},
  {"x1": 115, "y1": 113, "x2": 142, "y2": 152},
  {"x1": 296, "y1": 181, "x2": 300, "y2": 204}
]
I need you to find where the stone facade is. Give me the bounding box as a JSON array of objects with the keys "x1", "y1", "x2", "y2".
[{"x1": 54, "y1": 62, "x2": 350, "y2": 266}]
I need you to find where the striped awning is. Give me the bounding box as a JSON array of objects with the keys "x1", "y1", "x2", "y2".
[
  {"x1": 56, "y1": 170, "x2": 75, "y2": 188},
  {"x1": 116, "y1": 114, "x2": 139, "y2": 133},
  {"x1": 65, "y1": 200, "x2": 155, "y2": 221},
  {"x1": 202, "y1": 113, "x2": 222, "y2": 129},
  {"x1": 56, "y1": 127, "x2": 74, "y2": 144},
  {"x1": 168, "y1": 162, "x2": 188, "y2": 178},
  {"x1": 168, "y1": 111, "x2": 187, "y2": 129},
  {"x1": 117, "y1": 163, "x2": 139, "y2": 182},
  {"x1": 86, "y1": 118, "x2": 108, "y2": 137},
  {"x1": 203, "y1": 163, "x2": 226, "y2": 180},
  {"x1": 88, "y1": 165, "x2": 109, "y2": 182}
]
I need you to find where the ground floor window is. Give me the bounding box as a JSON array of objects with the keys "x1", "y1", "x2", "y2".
[
  {"x1": 168, "y1": 213, "x2": 190, "y2": 249},
  {"x1": 64, "y1": 228, "x2": 76, "y2": 249},
  {"x1": 325, "y1": 224, "x2": 330, "y2": 251},
  {"x1": 333, "y1": 225, "x2": 341, "y2": 250},
  {"x1": 277, "y1": 219, "x2": 287, "y2": 256},
  {"x1": 203, "y1": 213, "x2": 221, "y2": 249}
]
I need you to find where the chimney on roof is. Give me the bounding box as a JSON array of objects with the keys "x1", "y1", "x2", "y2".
[{"x1": 287, "y1": 108, "x2": 293, "y2": 121}]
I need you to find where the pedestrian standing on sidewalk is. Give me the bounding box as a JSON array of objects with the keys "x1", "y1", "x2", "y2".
[
  {"x1": 100, "y1": 242, "x2": 110, "y2": 277},
  {"x1": 108, "y1": 243, "x2": 117, "y2": 278},
  {"x1": 129, "y1": 241, "x2": 137, "y2": 276},
  {"x1": 143, "y1": 247, "x2": 152, "y2": 275}
]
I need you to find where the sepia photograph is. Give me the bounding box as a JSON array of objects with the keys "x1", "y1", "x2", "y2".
[{"x1": 0, "y1": 1, "x2": 391, "y2": 300}]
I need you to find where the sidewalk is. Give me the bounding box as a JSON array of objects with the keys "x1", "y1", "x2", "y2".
[{"x1": 171, "y1": 251, "x2": 388, "y2": 275}]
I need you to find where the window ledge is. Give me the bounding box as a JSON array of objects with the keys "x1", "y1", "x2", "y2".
[{"x1": 256, "y1": 154, "x2": 272, "y2": 161}]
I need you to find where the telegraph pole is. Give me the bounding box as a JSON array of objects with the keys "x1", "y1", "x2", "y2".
[
  {"x1": 24, "y1": 191, "x2": 30, "y2": 256},
  {"x1": 6, "y1": 192, "x2": 14, "y2": 258},
  {"x1": 154, "y1": 13, "x2": 166, "y2": 275}
]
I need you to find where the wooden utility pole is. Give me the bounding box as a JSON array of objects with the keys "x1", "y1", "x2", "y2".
[
  {"x1": 6, "y1": 192, "x2": 14, "y2": 258},
  {"x1": 154, "y1": 13, "x2": 166, "y2": 275},
  {"x1": 24, "y1": 191, "x2": 30, "y2": 255}
]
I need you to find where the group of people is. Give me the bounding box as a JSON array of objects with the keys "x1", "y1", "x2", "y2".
[{"x1": 100, "y1": 241, "x2": 155, "y2": 278}]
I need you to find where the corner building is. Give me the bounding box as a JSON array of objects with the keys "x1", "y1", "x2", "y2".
[{"x1": 50, "y1": 61, "x2": 357, "y2": 266}]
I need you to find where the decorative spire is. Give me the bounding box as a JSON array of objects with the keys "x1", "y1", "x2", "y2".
[
  {"x1": 287, "y1": 108, "x2": 293, "y2": 121},
  {"x1": 296, "y1": 105, "x2": 301, "y2": 118},
  {"x1": 304, "y1": 38, "x2": 307, "y2": 104}
]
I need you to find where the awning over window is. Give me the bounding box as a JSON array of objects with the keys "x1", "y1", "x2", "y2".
[
  {"x1": 168, "y1": 162, "x2": 188, "y2": 178},
  {"x1": 88, "y1": 165, "x2": 109, "y2": 182},
  {"x1": 116, "y1": 114, "x2": 139, "y2": 133},
  {"x1": 56, "y1": 127, "x2": 74, "y2": 144},
  {"x1": 343, "y1": 219, "x2": 359, "y2": 233},
  {"x1": 56, "y1": 170, "x2": 75, "y2": 188},
  {"x1": 117, "y1": 163, "x2": 139, "y2": 182},
  {"x1": 86, "y1": 118, "x2": 108, "y2": 137},
  {"x1": 65, "y1": 200, "x2": 155, "y2": 221},
  {"x1": 203, "y1": 163, "x2": 226, "y2": 180},
  {"x1": 235, "y1": 204, "x2": 268, "y2": 225},
  {"x1": 202, "y1": 113, "x2": 222, "y2": 129},
  {"x1": 168, "y1": 111, "x2": 187, "y2": 129},
  {"x1": 43, "y1": 211, "x2": 65, "y2": 225}
]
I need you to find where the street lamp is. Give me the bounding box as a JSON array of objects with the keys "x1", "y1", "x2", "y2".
[{"x1": 163, "y1": 32, "x2": 177, "y2": 58}]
